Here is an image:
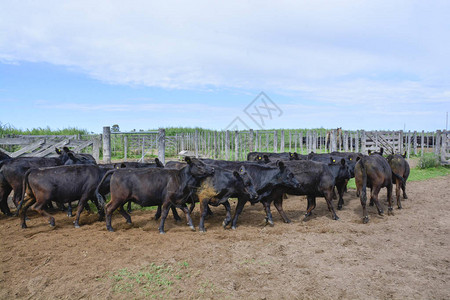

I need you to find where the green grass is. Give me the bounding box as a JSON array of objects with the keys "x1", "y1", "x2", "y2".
[
  {"x1": 347, "y1": 165, "x2": 450, "y2": 189},
  {"x1": 101, "y1": 262, "x2": 191, "y2": 298},
  {"x1": 0, "y1": 122, "x2": 89, "y2": 136}
]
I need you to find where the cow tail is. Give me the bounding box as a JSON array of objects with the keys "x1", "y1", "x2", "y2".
[
  {"x1": 16, "y1": 169, "x2": 32, "y2": 216},
  {"x1": 95, "y1": 170, "x2": 115, "y2": 210},
  {"x1": 360, "y1": 159, "x2": 368, "y2": 202},
  {"x1": 392, "y1": 172, "x2": 405, "y2": 186}
]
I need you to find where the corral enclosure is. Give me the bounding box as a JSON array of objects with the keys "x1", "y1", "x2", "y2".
[
  {"x1": 1, "y1": 127, "x2": 449, "y2": 164},
  {"x1": 0, "y1": 175, "x2": 449, "y2": 299}
]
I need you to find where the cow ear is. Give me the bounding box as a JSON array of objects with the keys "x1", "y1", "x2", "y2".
[
  {"x1": 380, "y1": 148, "x2": 384, "y2": 155},
  {"x1": 120, "y1": 163, "x2": 127, "y2": 168},
  {"x1": 55, "y1": 148, "x2": 62, "y2": 154},
  {"x1": 356, "y1": 156, "x2": 361, "y2": 162},
  {"x1": 263, "y1": 155, "x2": 270, "y2": 163},
  {"x1": 185, "y1": 156, "x2": 192, "y2": 164},
  {"x1": 68, "y1": 152, "x2": 76, "y2": 160},
  {"x1": 239, "y1": 166, "x2": 246, "y2": 174},
  {"x1": 63, "y1": 147, "x2": 71, "y2": 153},
  {"x1": 402, "y1": 151, "x2": 407, "y2": 158},
  {"x1": 233, "y1": 171, "x2": 242, "y2": 180},
  {"x1": 368, "y1": 150, "x2": 372, "y2": 155},
  {"x1": 341, "y1": 158, "x2": 346, "y2": 166},
  {"x1": 294, "y1": 152, "x2": 299, "y2": 159},
  {"x1": 276, "y1": 160, "x2": 285, "y2": 170},
  {"x1": 330, "y1": 157, "x2": 336, "y2": 164}
]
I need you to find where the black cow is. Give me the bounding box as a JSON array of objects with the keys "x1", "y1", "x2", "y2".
[
  {"x1": 307, "y1": 152, "x2": 355, "y2": 210},
  {"x1": 355, "y1": 153, "x2": 394, "y2": 223},
  {"x1": 195, "y1": 166, "x2": 258, "y2": 232},
  {"x1": 199, "y1": 159, "x2": 300, "y2": 229},
  {"x1": 387, "y1": 152, "x2": 410, "y2": 209},
  {"x1": 18, "y1": 164, "x2": 113, "y2": 228},
  {"x1": 0, "y1": 148, "x2": 78, "y2": 215},
  {"x1": 247, "y1": 152, "x2": 305, "y2": 162},
  {"x1": 260, "y1": 158, "x2": 351, "y2": 225},
  {"x1": 99, "y1": 157, "x2": 214, "y2": 233}
]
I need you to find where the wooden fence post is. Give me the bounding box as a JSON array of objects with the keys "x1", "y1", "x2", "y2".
[
  {"x1": 225, "y1": 130, "x2": 230, "y2": 160},
  {"x1": 235, "y1": 131, "x2": 239, "y2": 161},
  {"x1": 157, "y1": 128, "x2": 165, "y2": 164},
  {"x1": 294, "y1": 131, "x2": 297, "y2": 153},
  {"x1": 331, "y1": 129, "x2": 337, "y2": 152},
  {"x1": 361, "y1": 130, "x2": 366, "y2": 154},
  {"x1": 441, "y1": 131, "x2": 448, "y2": 164},
  {"x1": 421, "y1": 130, "x2": 424, "y2": 156},
  {"x1": 355, "y1": 131, "x2": 359, "y2": 153},
  {"x1": 289, "y1": 131, "x2": 292, "y2": 152},
  {"x1": 123, "y1": 135, "x2": 128, "y2": 161},
  {"x1": 249, "y1": 129, "x2": 254, "y2": 154},
  {"x1": 344, "y1": 131, "x2": 348, "y2": 152},
  {"x1": 274, "y1": 130, "x2": 278, "y2": 152},
  {"x1": 102, "y1": 126, "x2": 111, "y2": 163},
  {"x1": 194, "y1": 129, "x2": 199, "y2": 158},
  {"x1": 413, "y1": 131, "x2": 418, "y2": 155},
  {"x1": 300, "y1": 131, "x2": 303, "y2": 154},
  {"x1": 280, "y1": 130, "x2": 285, "y2": 152},
  {"x1": 407, "y1": 131, "x2": 411, "y2": 160},
  {"x1": 93, "y1": 135, "x2": 100, "y2": 163},
  {"x1": 435, "y1": 130, "x2": 441, "y2": 156},
  {"x1": 312, "y1": 131, "x2": 317, "y2": 153}
]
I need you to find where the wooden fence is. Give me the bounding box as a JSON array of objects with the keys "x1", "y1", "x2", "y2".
[{"x1": 2, "y1": 128, "x2": 449, "y2": 165}]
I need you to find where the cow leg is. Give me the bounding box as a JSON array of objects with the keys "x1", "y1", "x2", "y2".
[
  {"x1": 395, "y1": 179, "x2": 402, "y2": 209},
  {"x1": 370, "y1": 186, "x2": 384, "y2": 216},
  {"x1": 158, "y1": 201, "x2": 172, "y2": 234},
  {"x1": 324, "y1": 190, "x2": 339, "y2": 220},
  {"x1": 32, "y1": 202, "x2": 55, "y2": 227},
  {"x1": 127, "y1": 200, "x2": 132, "y2": 213},
  {"x1": 0, "y1": 184, "x2": 13, "y2": 216},
  {"x1": 222, "y1": 201, "x2": 232, "y2": 228},
  {"x1": 154, "y1": 204, "x2": 162, "y2": 220},
  {"x1": 369, "y1": 188, "x2": 374, "y2": 206},
  {"x1": 180, "y1": 205, "x2": 195, "y2": 231},
  {"x1": 199, "y1": 199, "x2": 209, "y2": 233},
  {"x1": 360, "y1": 185, "x2": 369, "y2": 223},
  {"x1": 231, "y1": 197, "x2": 248, "y2": 230},
  {"x1": 117, "y1": 205, "x2": 132, "y2": 224},
  {"x1": 171, "y1": 205, "x2": 182, "y2": 222},
  {"x1": 104, "y1": 199, "x2": 123, "y2": 232},
  {"x1": 74, "y1": 196, "x2": 92, "y2": 228},
  {"x1": 401, "y1": 180, "x2": 408, "y2": 199},
  {"x1": 336, "y1": 182, "x2": 346, "y2": 210},
  {"x1": 304, "y1": 195, "x2": 316, "y2": 220},
  {"x1": 67, "y1": 202, "x2": 73, "y2": 217},
  {"x1": 386, "y1": 183, "x2": 394, "y2": 215},
  {"x1": 262, "y1": 199, "x2": 274, "y2": 226},
  {"x1": 273, "y1": 194, "x2": 291, "y2": 223},
  {"x1": 19, "y1": 194, "x2": 36, "y2": 228}
]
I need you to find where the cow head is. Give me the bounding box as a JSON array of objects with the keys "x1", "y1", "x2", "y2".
[
  {"x1": 275, "y1": 160, "x2": 300, "y2": 189},
  {"x1": 234, "y1": 166, "x2": 258, "y2": 200},
  {"x1": 185, "y1": 156, "x2": 214, "y2": 178},
  {"x1": 329, "y1": 157, "x2": 352, "y2": 180},
  {"x1": 65, "y1": 152, "x2": 97, "y2": 165}
]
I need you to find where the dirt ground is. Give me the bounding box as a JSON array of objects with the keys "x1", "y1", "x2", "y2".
[{"x1": 1, "y1": 175, "x2": 449, "y2": 299}]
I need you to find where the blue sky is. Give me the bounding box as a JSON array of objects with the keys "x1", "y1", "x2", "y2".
[{"x1": 0, "y1": 1, "x2": 449, "y2": 133}]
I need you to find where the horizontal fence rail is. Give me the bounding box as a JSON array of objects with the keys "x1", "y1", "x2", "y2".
[{"x1": 1, "y1": 128, "x2": 449, "y2": 165}]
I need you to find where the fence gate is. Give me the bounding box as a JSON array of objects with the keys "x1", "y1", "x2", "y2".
[
  {"x1": 0, "y1": 135, "x2": 99, "y2": 160},
  {"x1": 363, "y1": 131, "x2": 402, "y2": 154}
]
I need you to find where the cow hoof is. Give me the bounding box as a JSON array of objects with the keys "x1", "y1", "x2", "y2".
[
  {"x1": 199, "y1": 229, "x2": 206, "y2": 233},
  {"x1": 231, "y1": 226, "x2": 237, "y2": 230},
  {"x1": 369, "y1": 202, "x2": 374, "y2": 207},
  {"x1": 126, "y1": 220, "x2": 132, "y2": 224},
  {"x1": 284, "y1": 219, "x2": 292, "y2": 224},
  {"x1": 397, "y1": 206, "x2": 402, "y2": 210},
  {"x1": 67, "y1": 214, "x2": 73, "y2": 217},
  {"x1": 49, "y1": 220, "x2": 55, "y2": 227},
  {"x1": 337, "y1": 205, "x2": 343, "y2": 210},
  {"x1": 74, "y1": 224, "x2": 80, "y2": 229},
  {"x1": 333, "y1": 216, "x2": 340, "y2": 221},
  {"x1": 5, "y1": 212, "x2": 13, "y2": 217},
  {"x1": 388, "y1": 208, "x2": 394, "y2": 216},
  {"x1": 107, "y1": 227, "x2": 114, "y2": 232},
  {"x1": 190, "y1": 226, "x2": 196, "y2": 231},
  {"x1": 403, "y1": 194, "x2": 408, "y2": 199},
  {"x1": 21, "y1": 223, "x2": 27, "y2": 229},
  {"x1": 363, "y1": 216, "x2": 369, "y2": 224},
  {"x1": 159, "y1": 231, "x2": 166, "y2": 235}
]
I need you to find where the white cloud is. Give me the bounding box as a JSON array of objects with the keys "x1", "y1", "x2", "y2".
[{"x1": 1, "y1": 1, "x2": 449, "y2": 91}]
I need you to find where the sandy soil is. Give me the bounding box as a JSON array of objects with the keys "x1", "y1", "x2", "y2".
[{"x1": 1, "y1": 175, "x2": 449, "y2": 299}]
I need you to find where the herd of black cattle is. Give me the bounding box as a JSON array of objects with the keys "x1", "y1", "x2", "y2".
[{"x1": 0, "y1": 146, "x2": 410, "y2": 234}]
